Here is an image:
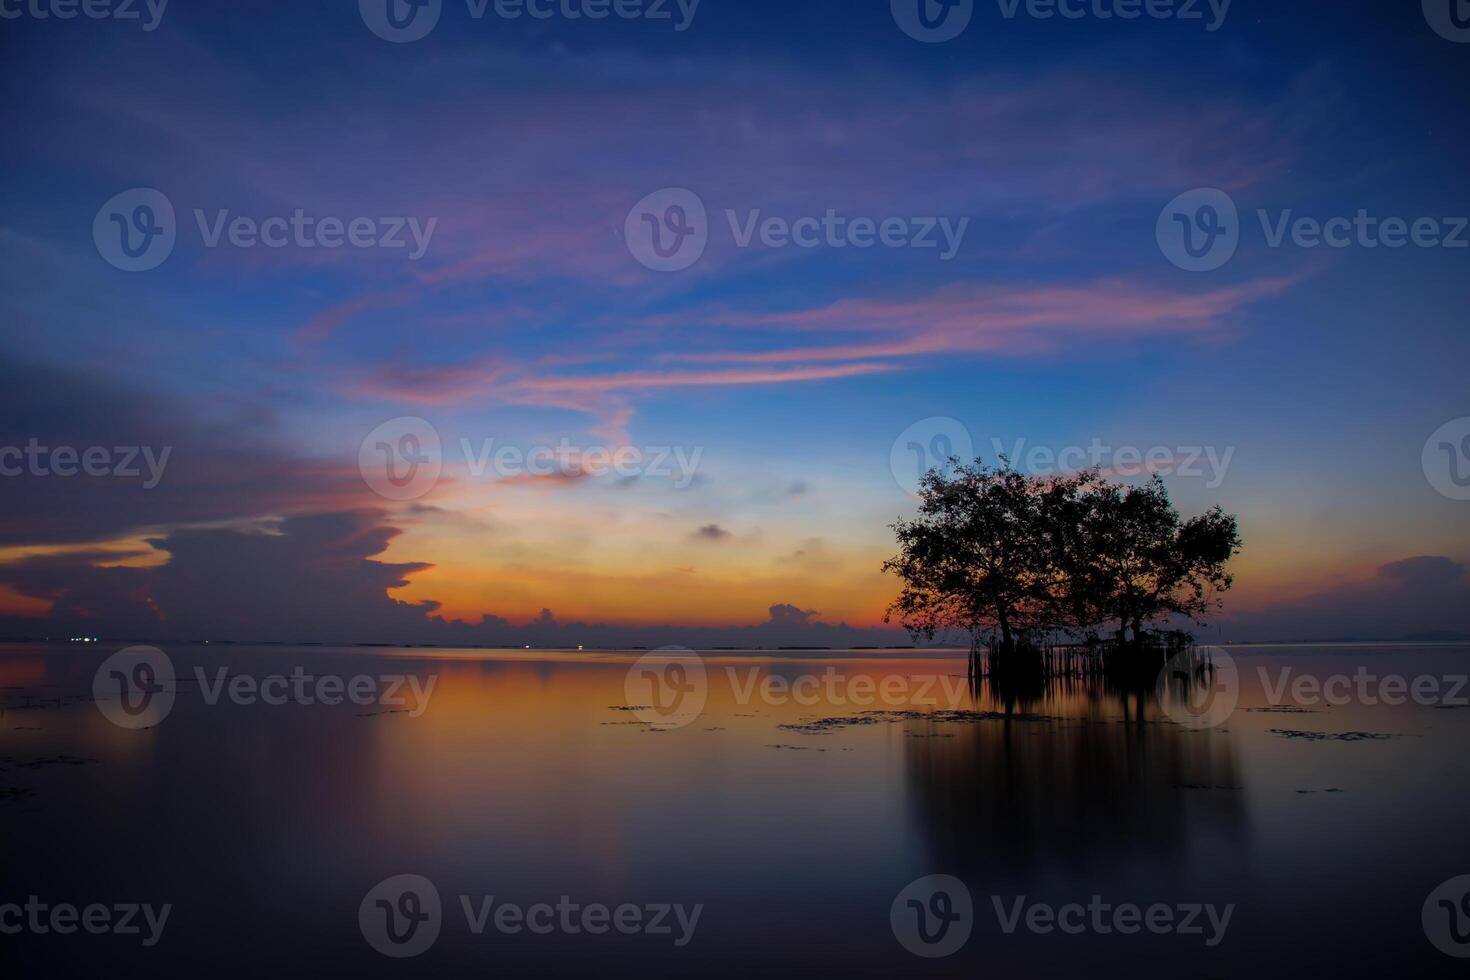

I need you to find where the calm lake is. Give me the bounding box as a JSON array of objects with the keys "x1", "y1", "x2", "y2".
[{"x1": 3, "y1": 642, "x2": 1468, "y2": 976}]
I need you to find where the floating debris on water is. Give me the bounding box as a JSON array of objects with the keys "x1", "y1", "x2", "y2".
[
  {"x1": 1, "y1": 755, "x2": 101, "y2": 769},
  {"x1": 1269, "y1": 730, "x2": 1395, "y2": 742},
  {"x1": 778, "y1": 708, "x2": 1055, "y2": 734}
]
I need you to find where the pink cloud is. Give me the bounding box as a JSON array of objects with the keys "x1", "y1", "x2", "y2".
[{"x1": 657, "y1": 274, "x2": 1302, "y2": 365}]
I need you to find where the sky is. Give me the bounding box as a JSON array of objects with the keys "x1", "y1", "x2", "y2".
[{"x1": 0, "y1": 0, "x2": 1467, "y2": 644}]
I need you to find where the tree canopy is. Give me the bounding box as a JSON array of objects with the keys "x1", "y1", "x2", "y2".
[{"x1": 883, "y1": 459, "x2": 1241, "y2": 651}]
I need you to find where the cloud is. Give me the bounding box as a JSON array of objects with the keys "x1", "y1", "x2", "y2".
[
  {"x1": 1224, "y1": 555, "x2": 1470, "y2": 641},
  {"x1": 655, "y1": 275, "x2": 1302, "y2": 366},
  {"x1": 691, "y1": 524, "x2": 732, "y2": 542},
  {"x1": 766, "y1": 603, "x2": 819, "y2": 627},
  {"x1": 0, "y1": 511, "x2": 444, "y2": 643},
  {"x1": 496, "y1": 470, "x2": 592, "y2": 489},
  {"x1": 0, "y1": 353, "x2": 366, "y2": 548}
]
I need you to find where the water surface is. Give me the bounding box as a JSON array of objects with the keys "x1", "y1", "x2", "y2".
[{"x1": 2, "y1": 642, "x2": 1467, "y2": 976}]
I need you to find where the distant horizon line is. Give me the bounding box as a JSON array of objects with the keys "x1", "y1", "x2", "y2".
[{"x1": 4, "y1": 635, "x2": 1469, "y2": 651}]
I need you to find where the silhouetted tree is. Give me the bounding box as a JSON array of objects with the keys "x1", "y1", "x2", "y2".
[
  {"x1": 884, "y1": 462, "x2": 1240, "y2": 655},
  {"x1": 883, "y1": 459, "x2": 1086, "y2": 651},
  {"x1": 1058, "y1": 475, "x2": 1240, "y2": 645}
]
